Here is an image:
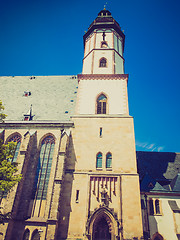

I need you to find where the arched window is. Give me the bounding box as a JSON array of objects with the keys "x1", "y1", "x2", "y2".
[
  {"x1": 155, "y1": 199, "x2": 160, "y2": 214},
  {"x1": 106, "y1": 153, "x2": 112, "y2": 168},
  {"x1": 34, "y1": 135, "x2": 55, "y2": 201},
  {"x1": 31, "y1": 229, "x2": 40, "y2": 240},
  {"x1": 22, "y1": 229, "x2": 30, "y2": 240},
  {"x1": 97, "y1": 94, "x2": 107, "y2": 114},
  {"x1": 96, "y1": 152, "x2": 102, "y2": 168},
  {"x1": 99, "y1": 58, "x2": 107, "y2": 67},
  {"x1": 8, "y1": 134, "x2": 21, "y2": 162}
]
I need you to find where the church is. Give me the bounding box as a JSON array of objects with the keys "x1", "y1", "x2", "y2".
[{"x1": 0, "y1": 9, "x2": 180, "y2": 240}]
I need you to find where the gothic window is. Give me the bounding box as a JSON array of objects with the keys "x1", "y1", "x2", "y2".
[
  {"x1": 34, "y1": 135, "x2": 55, "y2": 201},
  {"x1": 97, "y1": 94, "x2": 107, "y2": 114},
  {"x1": 22, "y1": 229, "x2": 30, "y2": 240},
  {"x1": 106, "y1": 153, "x2": 112, "y2": 168},
  {"x1": 7, "y1": 134, "x2": 21, "y2": 163},
  {"x1": 31, "y1": 229, "x2": 40, "y2": 240},
  {"x1": 99, "y1": 58, "x2": 107, "y2": 67},
  {"x1": 96, "y1": 152, "x2": 102, "y2": 168}
]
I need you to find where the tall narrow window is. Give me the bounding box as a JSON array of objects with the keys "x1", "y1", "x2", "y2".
[
  {"x1": 8, "y1": 134, "x2": 21, "y2": 163},
  {"x1": 97, "y1": 94, "x2": 107, "y2": 114},
  {"x1": 155, "y1": 199, "x2": 160, "y2": 214},
  {"x1": 34, "y1": 135, "x2": 55, "y2": 201},
  {"x1": 106, "y1": 153, "x2": 112, "y2": 168},
  {"x1": 149, "y1": 199, "x2": 154, "y2": 215},
  {"x1": 76, "y1": 190, "x2": 79, "y2": 203},
  {"x1": 99, "y1": 58, "x2": 107, "y2": 67},
  {"x1": 96, "y1": 152, "x2": 102, "y2": 168},
  {"x1": 100, "y1": 127, "x2": 102, "y2": 137}
]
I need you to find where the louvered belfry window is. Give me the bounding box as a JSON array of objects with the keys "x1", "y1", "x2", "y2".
[{"x1": 97, "y1": 94, "x2": 107, "y2": 114}]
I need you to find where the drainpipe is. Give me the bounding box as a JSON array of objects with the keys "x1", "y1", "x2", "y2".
[
  {"x1": 120, "y1": 175, "x2": 123, "y2": 240},
  {"x1": 144, "y1": 194, "x2": 150, "y2": 239}
]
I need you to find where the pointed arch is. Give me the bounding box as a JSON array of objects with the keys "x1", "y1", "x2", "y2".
[
  {"x1": 96, "y1": 152, "x2": 102, "y2": 168},
  {"x1": 106, "y1": 152, "x2": 112, "y2": 168},
  {"x1": 96, "y1": 93, "x2": 108, "y2": 114},
  {"x1": 99, "y1": 57, "x2": 107, "y2": 67},
  {"x1": 22, "y1": 228, "x2": 30, "y2": 240},
  {"x1": 5, "y1": 132, "x2": 22, "y2": 162},
  {"x1": 32, "y1": 134, "x2": 55, "y2": 217},
  {"x1": 34, "y1": 134, "x2": 55, "y2": 200},
  {"x1": 86, "y1": 207, "x2": 120, "y2": 240},
  {"x1": 31, "y1": 229, "x2": 40, "y2": 240},
  {"x1": 38, "y1": 132, "x2": 56, "y2": 147}
]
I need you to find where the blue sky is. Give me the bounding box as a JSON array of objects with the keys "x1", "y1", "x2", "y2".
[{"x1": 0, "y1": 0, "x2": 180, "y2": 152}]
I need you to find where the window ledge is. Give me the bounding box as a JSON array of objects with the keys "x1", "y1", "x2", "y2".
[{"x1": 96, "y1": 168, "x2": 103, "y2": 171}]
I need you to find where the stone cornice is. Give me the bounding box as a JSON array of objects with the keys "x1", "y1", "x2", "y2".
[
  {"x1": 141, "y1": 191, "x2": 180, "y2": 196},
  {"x1": 83, "y1": 48, "x2": 124, "y2": 61},
  {"x1": 77, "y1": 74, "x2": 128, "y2": 81},
  {"x1": 72, "y1": 114, "x2": 132, "y2": 119},
  {"x1": 0, "y1": 121, "x2": 74, "y2": 129}
]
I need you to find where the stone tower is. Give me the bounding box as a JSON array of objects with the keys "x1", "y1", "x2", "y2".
[{"x1": 58, "y1": 9, "x2": 143, "y2": 240}]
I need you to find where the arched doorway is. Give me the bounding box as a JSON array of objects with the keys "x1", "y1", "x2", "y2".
[
  {"x1": 93, "y1": 216, "x2": 111, "y2": 240},
  {"x1": 86, "y1": 207, "x2": 119, "y2": 240}
]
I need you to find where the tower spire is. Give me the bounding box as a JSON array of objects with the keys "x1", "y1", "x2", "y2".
[{"x1": 104, "y1": 1, "x2": 108, "y2": 10}]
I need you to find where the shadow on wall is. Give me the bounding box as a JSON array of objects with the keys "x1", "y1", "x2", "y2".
[
  {"x1": 148, "y1": 216, "x2": 158, "y2": 240},
  {"x1": 137, "y1": 151, "x2": 180, "y2": 183},
  {"x1": 5, "y1": 132, "x2": 38, "y2": 240},
  {"x1": 56, "y1": 134, "x2": 77, "y2": 239}
]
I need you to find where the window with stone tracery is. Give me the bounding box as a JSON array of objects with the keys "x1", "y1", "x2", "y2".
[
  {"x1": 7, "y1": 134, "x2": 21, "y2": 162},
  {"x1": 33, "y1": 135, "x2": 55, "y2": 201}
]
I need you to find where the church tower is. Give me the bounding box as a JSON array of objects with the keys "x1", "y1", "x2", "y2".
[{"x1": 58, "y1": 9, "x2": 143, "y2": 240}]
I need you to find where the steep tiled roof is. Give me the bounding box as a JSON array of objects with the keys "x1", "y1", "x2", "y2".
[
  {"x1": 0, "y1": 76, "x2": 78, "y2": 121},
  {"x1": 170, "y1": 173, "x2": 180, "y2": 192},
  {"x1": 137, "y1": 151, "x2": 180, "y2": 182}
]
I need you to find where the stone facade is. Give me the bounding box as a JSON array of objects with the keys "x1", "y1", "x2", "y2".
[{"x1": 0, "y1": 9, "x2": 179, "y2": 240}]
